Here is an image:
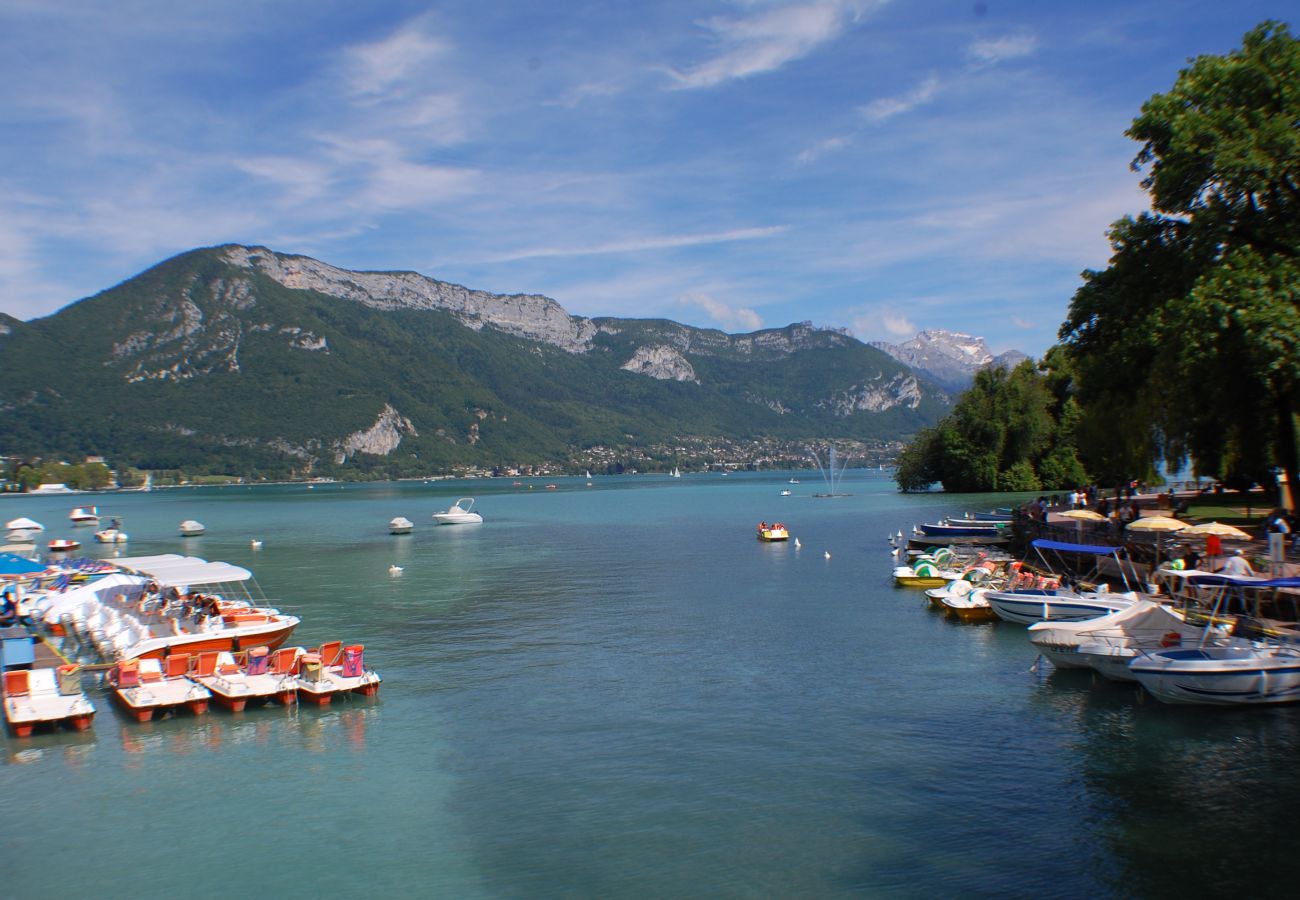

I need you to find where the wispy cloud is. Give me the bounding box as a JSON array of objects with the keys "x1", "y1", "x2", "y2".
[
  {"x1": 668, "y1": 1, "x2": 884, "y2": 89},
  {"x1": 343, "y1": 20, "x2": 450, "y2": 99},
  {"x1": 679, "y1": 292, "x2": 763, "y2": 331},
  {"x1": 478, "y1": 226, "x2": 786, "y2": 263},
  {"x1": 861, "y1": 74, "x2": 941, "y2": 122},
  {"x1": 851, "y1": 307, "x2": 917, "y2": 343},
  {"x1": 968, "y1": 32, "x2": 1039, "y2": 66}
]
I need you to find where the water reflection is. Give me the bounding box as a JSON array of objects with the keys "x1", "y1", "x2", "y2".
[
  {"x1": 1034, "y1": 666, "x2": 1300, "y2": 897},
  {"x1": 115, "y1": 702, "x2": 381, "y2": 758}
]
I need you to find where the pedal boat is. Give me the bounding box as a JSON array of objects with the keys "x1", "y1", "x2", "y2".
[
  {"x1": 107, "y1": 655, "x2": 211, "y2": 722},
  {"x1": 3, "y1": 667, "x2": 95, "y2": 737}
]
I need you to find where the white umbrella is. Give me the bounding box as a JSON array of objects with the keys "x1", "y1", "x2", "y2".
[{"x1": 1126, "y1": 516, "x2": 1188, "y2": 569}]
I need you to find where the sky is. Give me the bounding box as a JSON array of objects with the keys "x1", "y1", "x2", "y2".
[{"x1": 0, "y1": 1, "x2": 1290, "y2": 355}]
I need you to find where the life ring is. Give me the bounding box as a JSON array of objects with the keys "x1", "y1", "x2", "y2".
[{"x1": 1160, "y1": 632, "x2": 1181, "y2": 648}]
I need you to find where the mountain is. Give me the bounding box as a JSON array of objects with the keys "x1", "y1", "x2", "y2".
[
  {"x1": 0, "y1": 245, "x2": 950, "y2": 478},
  {"x1": 870, "y1": 329, "x2": 1031, "y2": 392}
]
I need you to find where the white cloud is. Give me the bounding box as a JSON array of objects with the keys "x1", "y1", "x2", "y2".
[
  {"x1": 796, "y1": 135, "x2": 851, "y2": 164},
  {"x1": 479, "y1": 226, "x2": 786, "y2": 264},
  {"x1": 968, "y1": 33, "x2": 1039, "y2": 66},
  {"x1": 851, "y1": 307, "x2": 916, "y2": 342},
  {"x1": 669, "y1": 1, "x2": 882, "y2": 89},
  {"x1": 344, "y1": 22, "x2": 450, "y2": 99},
  {"x1": 1010, "y1": 316, "x2": 1034, "y2": 329},
  {"x1": 862, "y1": 75, "x2": 941, "y2": 122},
  {"x1": 678, "y1": 293, "x2": 763, "y2": 332}
]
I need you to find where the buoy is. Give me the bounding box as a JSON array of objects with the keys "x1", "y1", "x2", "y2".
[
  {"x1": 250, "y1": 540, "x2": 263, "y2": 549},
  {"x1": 389, "y1": 565, "x2": 403, "y2": 576},
  {"x1": 824, "y1": 551, "x2": 831, "y2": 560},
  {"x1": 794, "y1": 538, "x2": 802, "y2": 548}
]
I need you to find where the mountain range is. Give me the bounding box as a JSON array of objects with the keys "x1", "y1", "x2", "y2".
[
  {"x1": 871, "y1": 330, "x2": 1031, "y2": 393},
  {"x1": 0, "y1": 245, "x2": 957, "y2": 479}
]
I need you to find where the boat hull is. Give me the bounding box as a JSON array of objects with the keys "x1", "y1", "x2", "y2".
[
  {"x1": 985, "y1": 590, "x2": 1134, "y2": 626},
  {"x1": 1130, "y1": 647, "x2": 1300, "y2": 705},
  {"x1": 123, "y1": 619, "x2": 299, "y2": 661}
]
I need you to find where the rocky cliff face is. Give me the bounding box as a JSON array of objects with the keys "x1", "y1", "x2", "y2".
[{"x1": 872, "y1": 329, "x2": 1030, "y2": 391}]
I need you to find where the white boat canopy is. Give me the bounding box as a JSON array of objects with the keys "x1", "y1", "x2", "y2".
[
  {"x1": 111, "y1": 554, "x2": 198, "y2": 571},
  {"x1": 149, "y1": 561, "x2": 253, "y2": 588},
  {"x1": 5, "y1": 517, "x2": 45, "y2": 531}
]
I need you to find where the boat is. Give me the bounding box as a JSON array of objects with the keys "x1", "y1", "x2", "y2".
[
  {"x1": 984, "y1": 587, "x2": 1138, "y2": 625},
  {"x1": 33, "y1": 555, "x2": 301, "y2": 661},
  {"x1": 1129, "y1": 643, "x2": 1300, "y2": 705},
  {"x1": 1126, "y1": 573, "x2": 1300, "y2": 704},
  {"x1": 1027, "y1": 599, "x2": 1206, "y2": 677},
  {"x1": 94, "y1": 527, "x2": 128, "y2": 544},
  {"x1": 105, "y1": 655, "x2": 211, "y2": 721},
  {"x1": 433, "y1": 498, "x2": 483, "y2": 525},
  {"x1": 294, "y1": 641, "x2": 382, "y2": 704},
  {"x1": 389, "y1": 516, "x2": 414, "y2": 535},
  {"x1": 917, "y1": 520, "x2": 1007, "y2": 537},
  {"x1": 187, "y1": 648, "x2": 300, "y2": 712},
  {"x1": 47, "y1": 538, "x2": 81, "y2": 553},
  {"x1": 893, "y1": 560, "x2": 963, "y2": 588},
  {"x1": 940, "y1": 587, "x2": 998, "y2": 623},
  {"x1": 789, "y1": 478, "x2": 800, "y2": 484},
  {"x1": 585, "y1": 470, "x2": 593, "y2": 486},
  {"x1": 69, "y1": 506, "x2": 100, "y2": 526},
  {"x1": 671, "y1": 467, "x2": 681, "y2": 478},
  {"x1": 179, "y1": 519, "x2": 206, "y2": 537},
  {"x1": 3, "y1": 666, "x2": 95, "y2": 737},
  {"x1": 780, "y1": 489, "x2": 792, "y2": 496},
  {"x1": 4, "y1": 517, "x2": 45, "y2": 544},
  {"x1": 756, "y1": 522, "x2": 789, "y2": 542}
]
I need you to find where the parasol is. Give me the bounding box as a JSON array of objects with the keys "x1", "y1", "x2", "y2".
[
  {"x1": 1179, "y1": 521, "x2": 1251, "y2": 539},
  {"x1": 1126, "y1": 515, "x2": 1188, "y2": 568},
  {"x1": 1057, "y1": 508, "x2": 1108, "y2": 540}
]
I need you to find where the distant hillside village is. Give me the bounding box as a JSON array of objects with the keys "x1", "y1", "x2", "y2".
[{"x1": 1, "y1": 437, "x2": 905, "y2": 490}]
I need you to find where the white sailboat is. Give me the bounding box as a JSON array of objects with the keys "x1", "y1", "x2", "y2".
[{"x1": 670, "y1": 467, "x2": 681, "y2": 478}]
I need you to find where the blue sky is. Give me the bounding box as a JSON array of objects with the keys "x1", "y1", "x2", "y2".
[{"x1": 0, "y1": 1, "x2": 1289, "y2": 354}]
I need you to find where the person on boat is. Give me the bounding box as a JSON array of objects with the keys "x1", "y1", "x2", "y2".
[{"x1": 1218, "y1": 549, "x2": 1254, "y2": 577}]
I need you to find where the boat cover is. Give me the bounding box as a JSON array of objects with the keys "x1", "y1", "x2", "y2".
[
  {"x1": 1031, "y1": 539, "x2": 1123, "y2": 555},
  {"x1": 150, "y1": 562, "x2": 252, "y2": 587}
]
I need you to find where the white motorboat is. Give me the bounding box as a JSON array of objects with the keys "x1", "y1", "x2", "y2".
[
  {"x1": 95, "y1": 526, "x2": 129, "y2": 544},
  {"x1": 433, "y1": 498, "x2": 482, "y2": 525},
  {"x1": 4, "y1": 517, "x2": 45, "y2": 544},
  {"x1": 179, "y1": 519, "x2": 206, "y2": 537},
  {"x1": 985, "y1": 588, "x2": 1138, "y2": 625},
  {"x1": 69, "y1": 506, "x2": 100, "y2": 526},
  {"x1": 389, "y1": 516, "x2": 414, "y2": 535},
  {"x1": 1129, "y1": 644, "x2": 1300, "y2": 705},
  {"x1": 1027, "y1": 600, "x2": 1205, "y2": 677}
]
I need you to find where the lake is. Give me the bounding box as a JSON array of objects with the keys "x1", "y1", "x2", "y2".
[{"x1": 3, "y1": 472, "x2": 1299, "y2": 898}]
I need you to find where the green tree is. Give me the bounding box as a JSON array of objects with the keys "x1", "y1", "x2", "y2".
[{"x1": 1063, "y1": 21, "x2": 1300, "y2": 503}]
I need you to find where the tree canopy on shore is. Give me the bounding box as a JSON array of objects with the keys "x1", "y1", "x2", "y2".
[{"x1": 899, "y1": 21, "x2": 1300, "y2": 502}]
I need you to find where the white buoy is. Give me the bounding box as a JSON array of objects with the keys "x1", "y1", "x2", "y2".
[
  {"x1": 794, "y1": 538, "x2": 802, "y2": 549},
  {"x1": 824, "y1": 551, "x2": 831, "y2": 560},
  {"x1": 389, "y1": 565, "x2": 403, "y2": 576},
  {"x1": 250, "y1": 540, "x2": 263, "y2": 549}
]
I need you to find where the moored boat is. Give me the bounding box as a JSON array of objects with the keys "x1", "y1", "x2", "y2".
[
  {"x1": 179, "y1": 519, "x2": 206, "y2": 537},
  {"x1": 188, "y1": 648, "x2": 299, "y2": 711},
  {"x1": 434, "y1": 498, "x2": 483, "y2": 525},
  {"x1": 389, "y1": 516, "x2": 414, "y2": 535},
  {"x1": 1027, "y1": 600, "x2": 1203, "y2": 676},
  {"x1": 69, "y1": 506, "x2": 100, "y2": 526},
  {"x1": 3, "y1": 665, "x2": 95, "y2": 737},
  {"x1": 48, "y1": 538, "x2": 81, "y2": 553},
  {"x1": 294, "y1": 641, "x2": 382, "y2": 703},
  {"x1": 107, "y1": 655, "x2": 212, "y2": 721},
  {"x1": 984, "y1": 587, "x2": 1137, "y2": 625},
  {"x1": 1129, "y1": 644, "x2": 1300, "y2": 705}
]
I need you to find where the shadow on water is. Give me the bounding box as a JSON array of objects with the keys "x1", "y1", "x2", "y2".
[{"x1": 1032, "y1": 664, "x2": 1300, "y2": 899}]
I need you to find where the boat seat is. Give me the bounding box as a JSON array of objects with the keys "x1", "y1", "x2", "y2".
[
  {"x1": 139, "y1": 659, "x2": 164, "y2": 682},
  {"x1": 165, "y1": 654, "x2": 191, "y2": 678},
  {"x1": 271, "y1": 647, "x2": 299, "y2": 676},
  {"x1": 28, "y1": 668, "x2": 59, "y2": 695},
  {"x1": 3, "y1": 670, "x2": 30, "y2": 696},
  {"x1": 193, "y1": 651, "x2": 219, "y2": 678},
  {"x1": 316, "y1": 641, "x2": 343, "y2": 667}
]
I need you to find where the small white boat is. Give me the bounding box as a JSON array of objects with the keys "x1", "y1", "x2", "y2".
[
  {"x1": 433, "y1": 498, "x2": 483, "y2": 525},
  {"x1": 670, "y1": 467, "x2": 682, "y2": 478},
  {"x1": 95, "y1": 527, "x2": 129, "y2": 544},
  {"x1": 1129, "y1": 644, "x2": 1300, "y2": 705},
  {"x1": 69, "y1": 506, "x2": 100, "y2": 526},
  {"x1": 47, "y1": 538, "x2": 81, "y2": 553},
  {"x1": 179, "y1": 519, "x2": 206, "y2": 537},
  {"x1": 4, "y1": 517, "x2": 45, "y2": 544},
  {"x1": 389, "y1": 516, "x2": 414, "y2": 535},
  {"x1": 984, "y1": 588, "x2": 1138, "y2": 625},
  {"x1": 1027, "y1": 600, "x2": 1205, "y2": 678},
  {"x1": 780, "y1": 489, "x2": 792, "y2": 496}
]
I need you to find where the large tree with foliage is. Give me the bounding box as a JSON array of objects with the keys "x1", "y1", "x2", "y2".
[
  {"x1": 895, "y1": 357, "x2": 1087, "y2": 492},
  {"x1": 1060, "y1": 21, "x2": 1300, "y2": 503}
]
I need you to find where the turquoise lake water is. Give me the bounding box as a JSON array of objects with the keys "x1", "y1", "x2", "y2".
[{"x1": 3, "y1": 471, "x2": 1299, "y2": 898}]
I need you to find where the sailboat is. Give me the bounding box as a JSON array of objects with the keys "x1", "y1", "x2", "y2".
[
  {"x1": 670, "y1": 467, "x2": 681, "y2": 478},
  {"x1": 585, "y1": 470, "x2": 593, "y2": 486}
]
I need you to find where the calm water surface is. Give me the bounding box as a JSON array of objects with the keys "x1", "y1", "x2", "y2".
[{"x1": 3, "y1": 472, "x2": 1299, "y2": 898}]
